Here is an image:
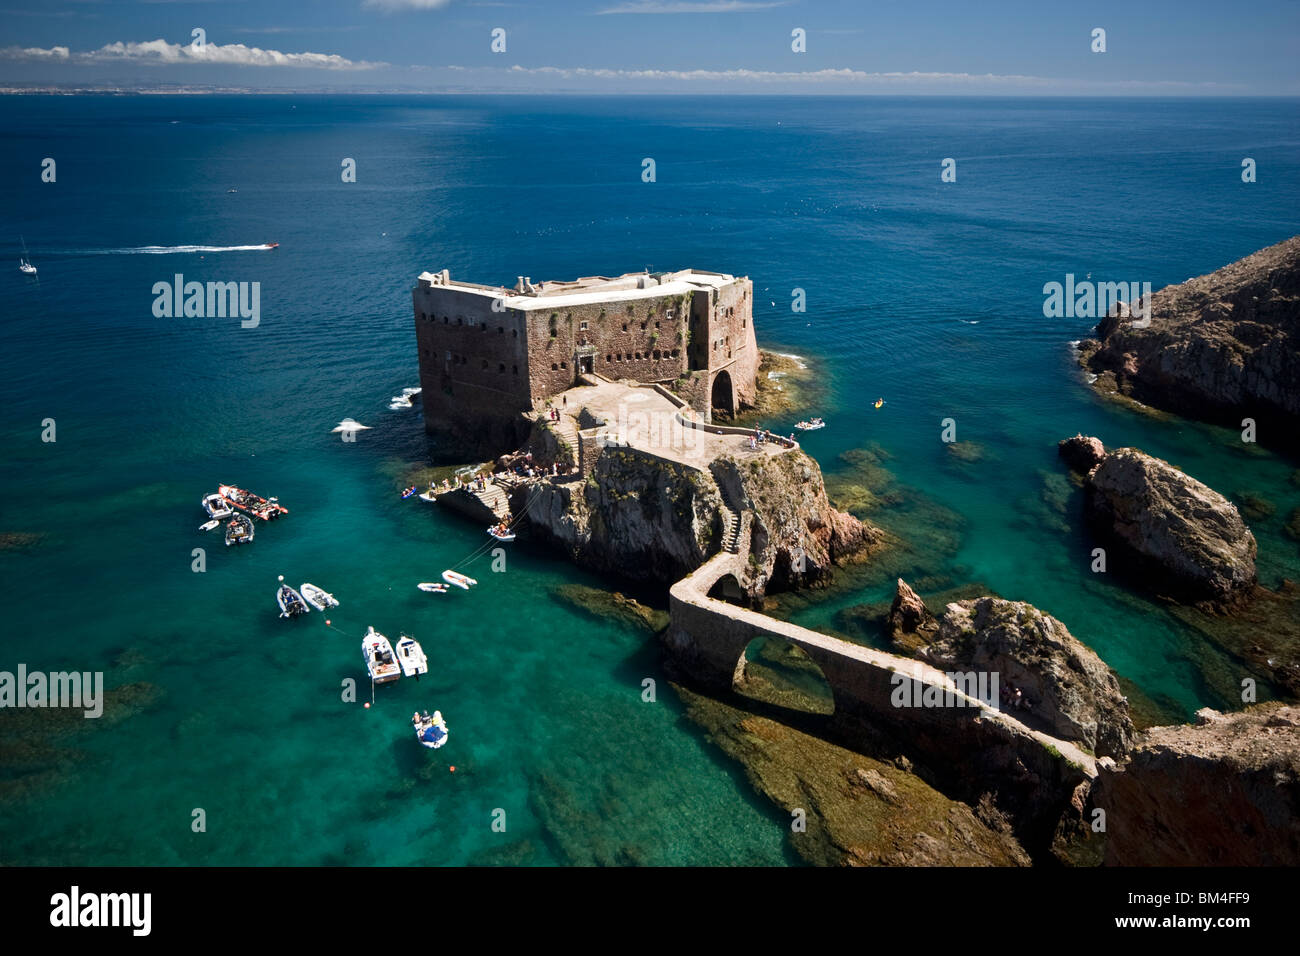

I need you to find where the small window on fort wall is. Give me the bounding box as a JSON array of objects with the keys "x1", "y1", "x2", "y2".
[
  {"x1": 640, "y1": 322, "x2": 647, "y2": 330},
  {"x1": 560, "y1": 361, "x2": 567, "y2": 369},
  {"x1": 482, "y1": 360, "x2": 488, "y2": 370},
  {"x1": 653, "y1": 350, "x2": 661, "y2": 359},
  {"x1": 513, "y1": 365, "x2": 518, "y2": 375},
  {"x1": 579, "y1": 321, "x2": 588, "y2": 331},
  {"x1": 552, "y1": 363, "x2": 558, "y2": 371},
  {"x1": 666, "y1": 309, "x2": 674, "y2": 319},
  {"x1": 498, "y1": 327, "x2": 504, "y2": 334},
  {"x1": 499, "y1": 364, "x2": 505, "y2": 373},
  {"x1": 622, "y1": 323, "x2": 628, "y2": 332},
  {"x1": 606, "y1": 355, "x2": 612, "y2": 363}
]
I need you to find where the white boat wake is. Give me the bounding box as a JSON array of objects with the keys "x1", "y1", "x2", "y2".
[{"x1": 59, "y1": 245, "x2": 277, "y2": 255}]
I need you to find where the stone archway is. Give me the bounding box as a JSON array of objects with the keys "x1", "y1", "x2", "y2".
[
  {"x1": 710, "y1": 369, "x2": 735, "y2": 420},
  {"x1": 732, "y1": 635, "x2": 835, "y2": 716}
]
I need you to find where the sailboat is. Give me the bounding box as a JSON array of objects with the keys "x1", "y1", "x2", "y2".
[{"x1": 18, "y1": 236, "x2": 35, "y2": 275}]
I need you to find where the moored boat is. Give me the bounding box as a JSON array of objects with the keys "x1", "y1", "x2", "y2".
[
  {"x1": 202, "y1": 492, "x2": 234, "y2": 519},
  {"x1": 487, "y1": 523, "x2": 516, "y2": 542},
  {"x1": 219, "y1": 483, "x2": 288, "y2": 521},
  {"x1": 362, "y1": 627, "x2": 401, "y2": 684},
  {"x1": 396, "y1": 634, "x2": 428, "y2": 678},
  {"x1": 412, "y1": 710, "x2": 449, "y2": 749},
  {"x1": 794, "y1": 417, "x2": 826, "y2": 431},
  {"x1": 276, "y1": 576, "x2": 310, "y2": 619},
  {"x1": 300, "y1": 583, "x2": 339, "y2": 611},
  {"x1": 441, "y1": 570, "x2": 477, "y2": 590},
  {"x1": 400, "y1": 486, "x2": 417, "y2": 499},
  {"x1": 199, "y1": 519, "x2": 219, "y2": 532},
  {"x1": 417, "y1": 582, "x2": 448, "y2": 593},
  {"x1": 225, "y1": 514, "x2": 254, "y2": 546}
]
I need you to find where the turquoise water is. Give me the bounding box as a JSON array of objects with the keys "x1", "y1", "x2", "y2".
[{"x1": 1, "y1": 95, "x2": 1298, "y2": 864}]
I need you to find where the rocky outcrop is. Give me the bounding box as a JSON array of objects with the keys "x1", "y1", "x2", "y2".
[
  {"x1": 1058, "y1": 434, "x2": 1106, "y2": 474},
  {"x1": 1077, "y1": 236, "x2": 1300, "y2": 452},
  {"x1": 921, "y1": 597, "x2": 1135, "y2": 759},
  {"x1": 521, "y1": 443, "x2": 877, "y2": 598},
  {"x1": 1084, "y1": 447, "x2": 1257, "y2": 610},
  {"x1": 674, "y1": 683, "x2": 1032, "y2": 866},
  {"x1": 886, "y1": 578, "x2": 939, "y2": 652},
  {"x1": 1094, "y1": 703, "x2": 1300, "y2": 865}
]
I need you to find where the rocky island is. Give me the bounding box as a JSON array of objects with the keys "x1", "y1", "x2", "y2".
[{"x1": 1077, "y1": 235, "x2": 1300, "y2": 453}]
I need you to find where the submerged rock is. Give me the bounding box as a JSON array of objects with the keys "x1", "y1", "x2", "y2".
[
  {"x1": 674, "y1": 683, "x2": 1031, "y2": 867},
  {"x1": 924, "y1": 597, "x2": 1136, "y2": 759},
  {"x1": 1083, "y1": 447, "x2": 1257, "y2": 610},
  {"x1": 1094, "y1": 703, "x2": 1300, "y2": 865},
  {"x1": 1076, "y1": 235, "x2": 1300, "y2": 453}
]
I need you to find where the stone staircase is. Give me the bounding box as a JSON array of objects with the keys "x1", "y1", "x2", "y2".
[
  {"x1": 551, "y1": 414, "x2": 581, "y2": 457},
  {"x1": 468, "y1": 481, "x2": 511, "y2": 520},
  {"x1": 720, "y1": 505, "x2": 742, "y2": 554}
]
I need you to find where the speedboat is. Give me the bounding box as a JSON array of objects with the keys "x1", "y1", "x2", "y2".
[
  {"x1": 441, "y1": 570, "x2": 477, "y2": 590},
  {"x1": 19, "y1": 257, "x2": 36, "y2": 275},
  {"x1": 487, "y1": 525, "x2": 516, "y2": 542},
  {"x1": 199, "y1": 519, "x2": 219, "y2": 532},
  {"x1": 395, "y1": 635, "x2": 428, "y2": 678},
  {"x1": 418, "y1": 490, "x2": 438, "y2": 503},
  {"x1": 276, "y1": 577, "x2": 310, "y2": 619},
  {"x1": 794, "y1": 418, "x2": 826, "y2": 431},
  {"x1": 412, "y1": 710, "x2": 449, "y2": 749},
  {"x1": 225, "y1": 514, "x2": 254, "y2": 546},
  {"x1": 219, "y1": 484, "x2": 288, "y2": 521},
  {"x1": 362, "y1": 627, "x2": 401, "y2": 684},
  {"x1": 202, "y1": 492, "x2": 234, "y2": 519},
  {"x1": 264, "y1": 242, "x2": 279, "y2": 250},
  {"x1": 417, "y1": 582, "x2": 448, "y2": 593},
  {"x1": 300, "y1": 583, "x2": 339, "y2": 611}
]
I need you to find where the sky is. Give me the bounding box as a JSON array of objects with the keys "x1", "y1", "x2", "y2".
[{"x1": 1, "y1": 0, "x2": 1298, "y2": 94}]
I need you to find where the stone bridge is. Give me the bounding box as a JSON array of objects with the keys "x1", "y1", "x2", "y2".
[{"x1": 665, "y1": 539, "x2": 1099, "y2": 847}]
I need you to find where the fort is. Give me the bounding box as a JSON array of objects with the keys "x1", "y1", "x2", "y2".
[{"x1": 412, "y1": 267, "x2": 758, "y2": 451}]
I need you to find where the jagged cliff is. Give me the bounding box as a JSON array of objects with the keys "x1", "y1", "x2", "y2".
[
  {"x1": 1077, "y1": 235, "x2": 1300, "y2": 452},
  {"x1": 1093, "y1": 703, "x2": 1300, "y2": 865},
  {"x1": 520, "y1": 443, "x2": 878, "y2": 598}
]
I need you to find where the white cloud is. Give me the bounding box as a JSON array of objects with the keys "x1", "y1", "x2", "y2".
[
  {"x1": 0, "y1": 39, "x2": 383, "y2": 70},
  {"x1": 363, "y1": 0, "x2": 454, "y2": 9},
  {"x1": 596, "y1": 1, "x2": 789, "y2": 13}
]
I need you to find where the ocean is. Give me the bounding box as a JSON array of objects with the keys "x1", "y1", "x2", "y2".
[{"x1": 2, "y1": 94, "x2": 1298, "y2": 865}]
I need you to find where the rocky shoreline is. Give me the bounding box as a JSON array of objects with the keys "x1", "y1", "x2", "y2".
[{"x1": 1077, "y1": 235, "x2": 1300, "y2": 455}]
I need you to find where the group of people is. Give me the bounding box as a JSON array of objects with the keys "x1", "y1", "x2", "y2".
[{"x1": 748, "y1": 426, "x2": 796, "y2": 451}]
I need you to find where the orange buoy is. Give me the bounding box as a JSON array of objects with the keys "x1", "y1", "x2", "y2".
[
  {"x1": 449, "y1": 766, "x2": 456, "y2": 773},
  {"x1": 325, "y1": 619, "x2": 331, "y2": 626},
  {"x1": 364, "y1": 702, "x2": 370, "y2": 709}
]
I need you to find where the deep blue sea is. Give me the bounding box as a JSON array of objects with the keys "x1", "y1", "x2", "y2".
[{"x1": 2, "y1": 95, "x2": 1298, "y2": 865}]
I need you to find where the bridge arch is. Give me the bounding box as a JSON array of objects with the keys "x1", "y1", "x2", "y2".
[{"x1": 733, "y1": 635, "x2": 835, "y2": 716}]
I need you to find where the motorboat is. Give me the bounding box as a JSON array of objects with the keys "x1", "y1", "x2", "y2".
[
  {"x1": 417, "y1": 582, "x2": 448, "y2": 593},
  {"x1": 362, "y1": 627, "x2": 401, "y2": 684},
  {"x1": 395, "y1": 635, "x2": 429, "y2": 678},
  {"x1": 19, "y1": 257, "x2": 35, "y2": 275},
  {"x1": 418, "y1": 490, "x2": 438, "y2": 503},
  {"x1": 202, "y1": 492, "x2": 234, "y2": 519},
  {"x1": 300, "y1": 583, "x2": 339, "y2": 611},
  {"x1": 441, "y1": 570, "x2": 477, "y2": 590},
  {"x1": 487, "y1": 524, "x2": 516, "y2": 542},
  {"x1": 219, "y1": 484, "x2": 288, "y2": 521},
  {"x1": 276, "y1": 577, "x2": 310, "y2": 619},
  {"x1": 199, "y1": 519, "x2": 219, "y2": 532},
  {"x1": 794, "y1": 418, "x2": 826, "y2": 431},
  {"x1": 412, "y1": 710, "x2": 449, "y2": 749},
  {"x1": 264, "y1": 242, "x2": 279, "y2": 250},
  {"x1": 225, "y1": 514, "x2": 254, "y2": 546}
]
